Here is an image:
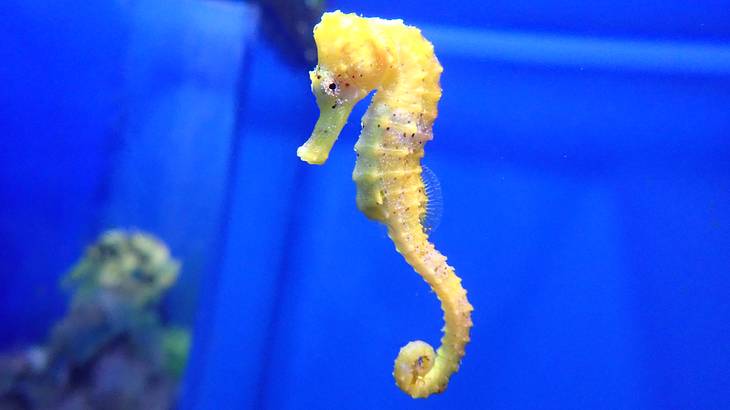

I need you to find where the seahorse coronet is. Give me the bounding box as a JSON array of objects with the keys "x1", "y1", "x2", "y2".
[{"x1": 297, "y1": 10, "x2": 473, "y2": 398}]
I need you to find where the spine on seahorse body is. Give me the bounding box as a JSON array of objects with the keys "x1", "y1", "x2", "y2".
[
  {"x1": 297, "y1": 11, "x2": 473, "y2": 398},
  {"x1": 354, "y1": 90, "x2": 473, "y2": 398}
]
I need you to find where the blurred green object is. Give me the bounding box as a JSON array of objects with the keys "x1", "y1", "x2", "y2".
[
  {"x1": 0, "y1": 230, "x2": 192, "y2": 409},
  {"x1": 163, "y1": 327, "x2": 192, "y2": 378},
  {"x1": 64, "y1": 230, "x2": 180, "y2": 307}
]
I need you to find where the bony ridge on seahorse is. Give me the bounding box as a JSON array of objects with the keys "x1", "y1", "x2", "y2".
[{"x1": 296, "y1": 10, "x2": 473, "y2": 398}]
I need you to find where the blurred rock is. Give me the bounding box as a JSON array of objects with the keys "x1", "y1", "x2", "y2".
[{"x1": 0, "y1": 230, "x2": 191, "y2": 410}]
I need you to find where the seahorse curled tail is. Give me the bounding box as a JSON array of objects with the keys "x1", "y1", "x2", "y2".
[{"x1": 296, "y1": 11, "x2": 473, "y2": 398}]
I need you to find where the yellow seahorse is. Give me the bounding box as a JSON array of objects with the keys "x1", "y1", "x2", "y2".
[{"x1": 297, "y1": 11, "x2": 473, "y2": 398}]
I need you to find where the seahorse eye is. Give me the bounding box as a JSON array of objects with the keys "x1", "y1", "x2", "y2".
[{"x1": 329, "y1": 82, "x2": 337, "y2": 90}]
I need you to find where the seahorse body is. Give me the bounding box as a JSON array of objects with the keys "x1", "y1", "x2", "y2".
[{"x1": 297, "y1": 11, "x2": 473, "y2": 398}]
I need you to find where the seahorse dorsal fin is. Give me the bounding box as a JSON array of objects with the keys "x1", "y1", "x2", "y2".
[{"x1": 421, "y1": 165, "x2": 443, "y2": 234}]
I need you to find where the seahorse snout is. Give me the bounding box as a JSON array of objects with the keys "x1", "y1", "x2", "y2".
[
  {"x1": 297, "y1": 101, "x2": 355, "y2": 165},
  {"x1": 298, "y1": 67, "x2": 367, "y2": 165}
]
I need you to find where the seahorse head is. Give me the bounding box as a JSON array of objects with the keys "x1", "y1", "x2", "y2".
[
  {"x1": 297, "y1": 11, "x2": 396, "y2": 165},
  {"x1": 313, "y1": 11, "x2": 395, "y2": 91}
]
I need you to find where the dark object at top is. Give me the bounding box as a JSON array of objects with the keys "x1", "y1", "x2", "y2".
[{"x1": 251, "y1": 0, "x2": 326, "y2": 67}]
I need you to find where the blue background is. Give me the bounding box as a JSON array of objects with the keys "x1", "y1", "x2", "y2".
[{"x1": 1, "y1": 1, "x2": 729, "y2": 409}]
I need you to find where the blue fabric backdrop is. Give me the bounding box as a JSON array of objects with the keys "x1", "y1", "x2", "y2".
[{"x1": 1, "y1": 1, "x2": 728, "y2": 409}]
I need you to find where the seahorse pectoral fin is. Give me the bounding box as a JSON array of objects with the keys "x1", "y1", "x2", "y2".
[{"x1": 297, "y1": 101, "x2": 356, "y2": 165}]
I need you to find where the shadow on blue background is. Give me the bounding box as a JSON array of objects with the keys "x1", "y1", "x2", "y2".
[{"x1": 1, "y1": 1, "x2": 729, "y2": 409}]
